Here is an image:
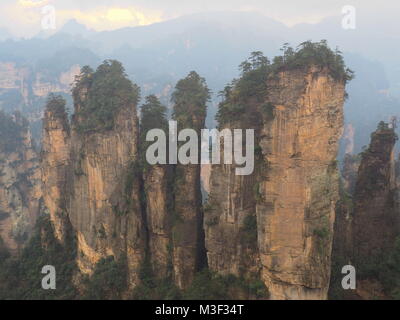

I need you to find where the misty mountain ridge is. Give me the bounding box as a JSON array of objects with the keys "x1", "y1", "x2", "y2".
[{"x1": 0, "y1": 10, "x2": 399, "y2": 154}]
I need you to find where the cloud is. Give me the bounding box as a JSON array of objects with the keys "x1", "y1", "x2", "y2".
[
  {"x1": 0, "y1": 2, "x2": 162, "y2": 37},
  {"x1": 0, "y1": 0, "x2": 399, "y2": 38},
  {"x1": 58, "y1": 6, "x2": 163, "y2": 31},
  {"x1": 18, "y1": 0, "x2": 49, "y2": 8}
]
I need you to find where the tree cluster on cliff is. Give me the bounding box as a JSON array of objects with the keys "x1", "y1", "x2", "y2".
[
  {"x1": 44, "y1": 93, "x2": 70, "y2": 132},
  {"x1": 217, "y1": 40, "x2": 354, "y2": 125},
  {"x1": 216, "y1": 51, "x2": 270, "y2": 125},
  {"x1": 172, "y1": 71, "x2": 210, "y2": 128},
  {"x1": 139, "y1": 94, "x2": 168, "y2": 169},
  {"x1": 271, "y1": 40, "x2": 354, "y2": 83},
  {"x1": 72, "y1": 60, "x2": 140, "y2": 133}
]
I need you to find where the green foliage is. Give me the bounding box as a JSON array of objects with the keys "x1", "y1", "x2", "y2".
[
  {"x1": 271, "y1": 40, "x2": 355, "y2": 83},
  {"x1": 313, "y1": 227, "x2": 330, "y2": 239},
  {"x1": 374, "y1": 121, "x2": 398, "y2": 140},
  {"x1": 0, "y1": 214, "x2": 77, "y2": 300},
  {"x1": 183, "y1": 269, "x2": 229, "y2": 300},
  {"x1": 253, "y1": 183, "x2": 264, "y2": 202},
  {"x1": 0, "y1": 235, "x2": 10, "y2": 261},
  {"x1": 339, "y1": 178, "x2": 354, "y2": 213},
  {"x1": 139, "y1": 95, "x2": 168, "y2": 169},
  {"x1": 45, "y1": 93, "x2": 68, "y2": 118},
  {"x1": 312, "y1": 216, "x2": 331, "y2": 255},
  {"x1": 183, "y1": 269, "x2": 268, "y2": 300},
  {"x1": 216, "y1": 42, "x2": 354, "y2": 125},
  {"x1": 140, "y1": 95, "x2": 168, "y2": 134},
  {"x1": 216, "y1": 51, "x2": 270, "y2": 125},
  {"x1": 113, "y1": 160, "x2": 142, "y2": 216},
  {"x1": 328, "y1": 255, "x2": 350, "y2": 300},
  {"x1": 377, "y1": 121, "x2": 390, "y2": 131},
  {"x1": 83, "y1": 256, "x2": 127, "y2": 300},
  {"x1": 355, "y1": 237, "x2": 400, "y2": 299},
  {"x1": 124, "y1": 161, "x2": 141, "y2": 199},
  {"x1": 240, "y1": 214, "x2": 258, "y2": 247},
  {"x1": 131, "y1": 257, "x2": 180, "y2": 300},
  {"x1": 73, "y1": 60, "x2": 140, "y2": 134},
  {"x1": 172, "y1": 71, "x2": 210, "y2": 128},
  {"x1": 205, "y1": 216, "x2": 219, "y2": 227},
  {"x1": 328, "y1": 159, "x2": 338, "y2": 173},
  {"x1": 359, "y1": 122, "x2": 397, "y2": 194},
  {"x1": 260, "y1": 102, "x2": 275, "y2": 120}
]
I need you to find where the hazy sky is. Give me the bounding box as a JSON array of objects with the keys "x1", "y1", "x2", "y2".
[{"x1": 1, "y1": 0, "x2": 399, "y2": 37}]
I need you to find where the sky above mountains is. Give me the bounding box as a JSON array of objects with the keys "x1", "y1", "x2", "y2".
[{"x1": 1, "y1": 0, "x2": 399, "y2": 38}]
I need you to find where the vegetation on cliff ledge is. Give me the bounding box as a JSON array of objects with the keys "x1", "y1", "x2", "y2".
[
  {"x1": 217, "y1": 40, "x2": 354, "y2": 125},
  {"x1": 216, "y1": 51, "x2": 270, "y2": 125},
  {"x1": 172, "y1": 71, "x2": 210, "y2": 128},
  {"x1": 139, "y1": 94, "x2": 169, "y2": 170},
  {"x1": 45, "y1": 93, "x2": 70, "y2": 131},
  {"x1": 271, "y1": 40, "x2": 354, "y2": 83},
  {"x1": 72, "y1": 60, "x2": 140, "y2": 134}
]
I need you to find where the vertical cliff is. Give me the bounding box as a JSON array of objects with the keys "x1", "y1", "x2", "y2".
[
  {"x1": 205, "y1": 53, "x2": 266, "y2": 283},
  {"x1": 40, "y1": 62, "x2": 146, "y2": 289},
  {"x1": 352, "y1": 123, "x2": 398, "y2": 264},
  {"x1": 68, "y1": 61, "x2": 145, "y2": 286},
  {"x1": 206, "y1": 43, "x2": 351, "y2": 300},
  {"x1": 341, "y1": 153, "x2": 361, "y2": 194},
  {"x1": 330, "y1": 122, "x2": 400, "y2": 299},
  {"x1": 41, "y1": 94, "x2": 72, "y2": 244},
  {"x1": 34, "y1": 45, "x2": 354, "y2": 298},
  {"x1": 257, "y1": 65, "x2": 345, "y2": 300},
  {"x1": 143, "y1": 164, "x2": 172, "y2": 279},
  {"x1": 0, "y1": 111, "x2": 41, "y2": 254},
  {"x1": 329, "y1": 154, "x2": 360, "y2": 299},
  {"x1": 140, "y1": 95, "x2": 173, "y2": 280},
  {"x1": 171, "y1": 71, "x2": 209, "y2": 289}
]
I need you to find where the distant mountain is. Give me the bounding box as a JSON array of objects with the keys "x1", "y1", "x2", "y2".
[
  {"x1": 58, "y1": 19, "x2": 95, "y2": 37},
  {"x1": 0, "y1": 27, "x2": 11, "y2": 41},
  {"x1": 89, "y1": 11, "x2": 288, "y2": 52},
  {"x1": 0, "y1": 10, "x2": 399, "y2": 146}
]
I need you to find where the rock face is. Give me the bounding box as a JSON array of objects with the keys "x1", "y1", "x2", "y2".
[
  {"x1": 37, "y1": 55, "x2": 351, "y2": 298},
  {"x1": 69, "y1": 101, "x2": 145, "y2": 285},
  {"x1": 206, "y1": 66, "x2": 346, "y2": 300},
  {"x1": 258, "y1": 67, "x2": 345, "y2": 300},
  {"x1": 144, "y1": 164, "x2": 172, "y2": 279},
  {"x1": 331, "y1": 124, "x2": 399, "y2": 300},
  {"x1": 0, "y1": 62, "x2": 81, "y2": 140},
  {"x1": 205, "y1": 102, "x2": 263, "y2": 282},
  {"x1": 329, "y1": 153, "x2": 360, "y2": 270},
  {"x1": 352, "y1": 125, "x2": 398, "y2": 263},
  {"x1": 41, "y1": 63, "x2": 146, "y2": 287},
  {"x1": 41, "y1": 105, "x2": 71, "y2": 244},
  {"x1": 205, "y1": 159, "x2": 262, "y2": 279},
  {"x1": 341, "y1": 153, "x2": 361, "y2": 194},
  {"x1": 33, "y1": 65, "x2": 81, "y2": 97},
  {"x1": 171, "y1": 71, "x2": 209, "y2": 289},
  {"x1": 173, "y1": 160, "x2": 205, "y2": 289},
  {"x1": 0, "y1": 113, "x2": 41, "y2": 254},
  {"x1": 0, "y1": 62, "x2": 80, "y2": 100}
]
